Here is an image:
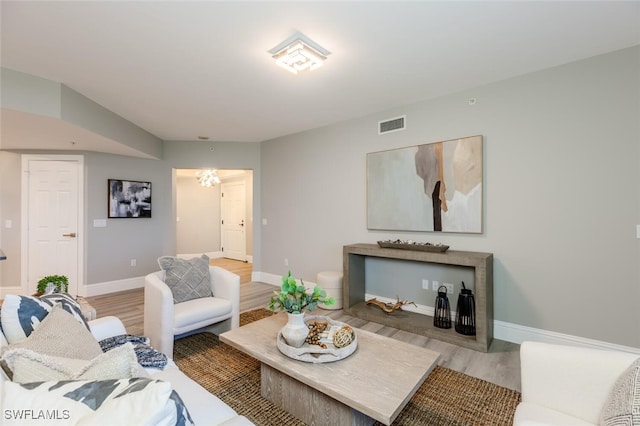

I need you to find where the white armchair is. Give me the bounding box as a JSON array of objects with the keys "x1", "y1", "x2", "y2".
[
  {"x1": 144, "y1": 265, "x2": 240, "y2": 357},
  {"x1": 514, "y1": 341, "x2": 639, "y2": 425}
]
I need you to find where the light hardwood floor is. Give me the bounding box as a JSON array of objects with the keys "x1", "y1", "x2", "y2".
[{"x1": 86, "y1": 258, "x2": 521, "y2": 392}]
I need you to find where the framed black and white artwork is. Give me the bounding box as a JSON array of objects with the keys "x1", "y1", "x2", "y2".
[{"x1": 108, "y1": 179, "x2": 152, "y2": 218}]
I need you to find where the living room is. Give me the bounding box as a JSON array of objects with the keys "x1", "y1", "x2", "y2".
[{"x1": 0, "y1": 2, "x2": 639, "y2": 424}]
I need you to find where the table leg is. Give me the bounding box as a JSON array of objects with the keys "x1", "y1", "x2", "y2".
[{"x1": 260, "y1": 363, "x2": 376, "y2": 426}]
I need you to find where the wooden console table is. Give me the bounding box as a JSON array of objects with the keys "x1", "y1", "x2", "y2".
[{"x1": 343, "y1": 243, "x2": 493, "y2": 352}]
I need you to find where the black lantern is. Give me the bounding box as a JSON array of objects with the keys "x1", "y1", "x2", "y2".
[
  {"x1": 455, "y1": 281, "x2": 476, "y2": 336},
  {"x1": 433, "y1": 285, "x2": 452, "y2": 329}
]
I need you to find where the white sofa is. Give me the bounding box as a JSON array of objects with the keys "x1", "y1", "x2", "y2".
[
  {"x1": 1, "y1": 314, "x2": 253, "y2": 426},
  {"x1": 514, "y1": 341, "x2": 639, "y2": 426},
  {"x1": 144, "y1": 265, "x2": 240, "y2": 357}
]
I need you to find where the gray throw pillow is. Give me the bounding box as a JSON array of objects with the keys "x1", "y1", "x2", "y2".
[
  {"x1": 600, "y1": 357, "x2": 640, "y2": 426},
  {"x1": 157, "y1": 255, "x2": 213, "y2": 303}
]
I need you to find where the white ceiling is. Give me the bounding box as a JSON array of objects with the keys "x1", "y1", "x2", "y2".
[{"x1": 2, "y1": 1, "x2": 639, "y2": 147}]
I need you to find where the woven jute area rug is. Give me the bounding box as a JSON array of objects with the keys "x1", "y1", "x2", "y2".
[{"x1": 173, "y1": 309, "x2": 521, "y2": 426}]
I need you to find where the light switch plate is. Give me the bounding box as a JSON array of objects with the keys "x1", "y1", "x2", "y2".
[
  {"x1": 93, "y1": 219, "x2": 107, "y2": 228},
  {"x1": 637, "y1": 225, "x2": 640, "y2": 239}
]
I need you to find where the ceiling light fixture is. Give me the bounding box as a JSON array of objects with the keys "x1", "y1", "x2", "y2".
[
  {"x1": 196, "y1": 169, "x2": 221, "y2": 187},
  {"x1": 269, "y1": 32, "x2": 330, "y2": 75}
]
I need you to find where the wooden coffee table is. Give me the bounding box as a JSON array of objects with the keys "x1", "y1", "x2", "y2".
[{"x1": 220, "y1": 313, "x2": 440, "y2": 425}]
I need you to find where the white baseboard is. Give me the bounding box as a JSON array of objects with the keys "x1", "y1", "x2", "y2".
[
  {"x1": 493, "y1": 320, "x2": 640, "y2": 355},
  {"x1": 253, "y1": 271, "x2": 319, "y2": 288},
  {"x1": 252, "y1": 271, "x2": 280, "y2": 286},
  {"x1": 81, "y1": 276, "x2": 144, "y2": 297},
  {"x1": 0, "y1": 286, "x2": 24, "y2": 298},
  {"x1": 177, "y1": 251, "x2": 220, "y2": 259},
  {"x1": 178, "y1": 252, "x2": 253, "y2": 263}
]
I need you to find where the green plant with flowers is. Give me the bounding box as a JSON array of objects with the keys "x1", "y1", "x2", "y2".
[{"x1": 269, "y1": 270, "x2": 335, "y2": 314}]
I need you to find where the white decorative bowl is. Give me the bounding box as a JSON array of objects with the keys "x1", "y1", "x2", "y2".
[{"x1": 276, "y1": 315, "x2": 358, "y2": 364}]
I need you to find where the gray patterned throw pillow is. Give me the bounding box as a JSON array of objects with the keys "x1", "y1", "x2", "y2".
[
  {"x1": 600, "y1": 357, "x2": 640, "y2": 426},
  {"x1": 158, "y1": 255, "x2": 212, "y2": 304}
]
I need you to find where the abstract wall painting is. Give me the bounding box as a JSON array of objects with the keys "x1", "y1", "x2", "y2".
[
  {"x1": 108, "y1": 179, "x2": 152, "y2": 218},
  {"x1": 367, "y1": 135, "x2": 483, "y2": 233}
]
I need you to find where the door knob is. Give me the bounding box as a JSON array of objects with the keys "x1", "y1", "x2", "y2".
[{"x1": 62, "y1": 232, "x2": 77, "y2": 238}]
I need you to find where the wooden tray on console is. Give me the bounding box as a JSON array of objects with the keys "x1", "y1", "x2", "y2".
[{"x1": 276, "y1": 315, "x2": 358, "y2": 364}]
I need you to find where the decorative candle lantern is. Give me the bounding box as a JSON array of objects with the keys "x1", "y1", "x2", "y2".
[
  {"x1": 455, "y1": 281, "x2": 476, "y2": 336},
  {"x1": 433, "y1": 285, "x2": 452, "y2": 329}
]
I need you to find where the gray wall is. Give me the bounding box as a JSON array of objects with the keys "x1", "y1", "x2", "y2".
[
  {"x1": 1, "y1": 68, "x2": 61, "y2": 118},
  {"x1": 85, "y1": 152, "x2": 171, "y2": 282},
  {"x1": 260, "y1": 46, "x2": 640, "y2": 348}
]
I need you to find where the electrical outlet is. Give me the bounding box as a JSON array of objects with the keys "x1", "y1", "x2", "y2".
[
  {"x1": 443, "y1": 283, "x2": 454, "y2": 294},
  {"x1": 432, "y1": 280, "x2": 440, "y2": 291},
  {"x1": 421, "y1": 279, "x2": 429, "y2": 290},
  {"x1": 284, "y1": 258, "x2": 288, "y2": 266},
  {"x1": 130, "y1": 259, "x2": 136, "y2": 267}
]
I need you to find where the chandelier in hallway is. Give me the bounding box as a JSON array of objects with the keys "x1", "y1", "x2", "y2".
[{"x1": 196, "y1": 169, "x2": 221, "y2": 187}]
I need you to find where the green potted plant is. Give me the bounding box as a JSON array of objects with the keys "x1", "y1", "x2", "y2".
[
  {"x1": 269, "y1": 270, "x2": 335, "y2": 347},
  {"x1": 36, "y1": 275, "x2": 69, "y2": 295}
]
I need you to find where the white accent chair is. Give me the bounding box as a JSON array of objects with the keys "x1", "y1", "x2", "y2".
[
  {"x1": 514, "y1": 341, "x2": 639, "y2": 425},
  {"x1": 144, "y1": 265, "x2": 240, "y2": 357}
]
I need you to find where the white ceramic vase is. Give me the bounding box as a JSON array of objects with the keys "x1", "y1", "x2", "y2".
[{"x1": 281, "y1": 312, "x2": 308, "y2": 348}]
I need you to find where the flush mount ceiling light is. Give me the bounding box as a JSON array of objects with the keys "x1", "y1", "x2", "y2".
[
  {"x1": 196, "y1": 169, "x2": 221, "y2": 187},
  {"x1": 269, "y1": 32, "x2": 330, "y2": 74}
]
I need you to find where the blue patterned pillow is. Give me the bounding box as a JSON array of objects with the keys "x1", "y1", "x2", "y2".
[
  {"x1": 0, "y1": 293, "x2": 89, "y2": 344},
  {"x1": 3, "y1": 378, "x2": 194, "y2": 425},
  {"x1": 99, "y1": 334, "x2": 168, "y2": 369}
]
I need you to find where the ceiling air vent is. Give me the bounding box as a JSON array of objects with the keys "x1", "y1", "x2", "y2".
[{"x1": 378, "y1": 115, "x2": 406, "y2": 135}]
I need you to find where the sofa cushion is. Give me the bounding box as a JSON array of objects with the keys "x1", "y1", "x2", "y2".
[
  {"x1": 600, "y1": 357, "x2": 640, "y2": 426},
  {"x1": 173, "y1": 297, "x2": 232, "y2": 334},
  {"x1": 0, "y1": 293, "x2": 88, "y2": 344},
  {"x1": 1, "y1": 303, "x2": 102, "y2": 361},
  {"x1": 151, "y1": 364, "x2": 238, "y2": 426},
  {"x1": 2, "y1": 343, "x2": 142, "y2": 384},
  {"x1": 514, "y1": 402, "x2": 595, "y2": 426},
  {"x1": 158, "y1": 255, "x2": 213, "y2": 303},
  {"x1": 1, "y1": 377, "x2": 193, "y2": 426}
]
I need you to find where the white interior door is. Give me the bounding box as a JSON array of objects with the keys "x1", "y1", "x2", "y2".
[
  {"x1": 221, "y1": 181, "x2": 246, "y2": 261},
  {"x1": 25, "y1": 157, "x2": 82, "y2": 295}
]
